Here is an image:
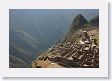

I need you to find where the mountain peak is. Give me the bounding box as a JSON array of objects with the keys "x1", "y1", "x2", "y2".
[
  {"x1": 70, "y1": 14, "x2": 88, "y2": 32},
  {"x1": 89, "y1": 15, "x2": 99, "y2": 27}
]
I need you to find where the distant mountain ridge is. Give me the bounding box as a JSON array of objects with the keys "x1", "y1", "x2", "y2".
[
  {"x1": 70, "y1": 14, "x2": 99, "y2": 33},
  {"x1": 89, "y1": 15, "x2": 99, "y2": 27}
]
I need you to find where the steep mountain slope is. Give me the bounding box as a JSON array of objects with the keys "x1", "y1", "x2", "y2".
[
  {"x1": 9, "y1": 25, "x2": 41, "y2": 67},
  {"x1": 70, "y1": 14, "x2": 88, "y2": 33},
  {"x1": 89, "y1": 15, "x2": 99, "y2": 27},
  {"x1": 31, "y1": 14, "x2": 99, "y2": 68},
  {"x1": 9, "y1": 55, "x2": 27, "y2": 68}
]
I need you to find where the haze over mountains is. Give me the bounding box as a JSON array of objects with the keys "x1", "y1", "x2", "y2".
[{"x1": 9, "y1": 9, "x2": 99, "y2": 68}]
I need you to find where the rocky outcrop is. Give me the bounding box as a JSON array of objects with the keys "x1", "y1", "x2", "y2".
[{"x1": 70, "y1": 14, "x2": 88, "y2": 33}]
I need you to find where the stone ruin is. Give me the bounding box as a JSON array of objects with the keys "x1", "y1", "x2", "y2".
[{"x1": 37, "y1": 30, "x2": 99, "y2": 68}]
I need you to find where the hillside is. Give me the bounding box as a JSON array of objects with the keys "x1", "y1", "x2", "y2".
[
  {"x1": 31, "y1": 15, "x2": 99, "y2": 68},
  {"x1": 9, "y1": 25, "x2": 42, "y2": 67}
]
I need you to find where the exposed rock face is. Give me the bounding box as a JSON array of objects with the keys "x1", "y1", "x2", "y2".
[
  {"x1": 70, "y1": 14, "x2": 88, "y2": 32},
  {"x1": 89, "y1": 15, "x2": 99, "y2": 27},
  {"x1": 31, "y1": 15, "x2": 99, "y2": 68}
]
